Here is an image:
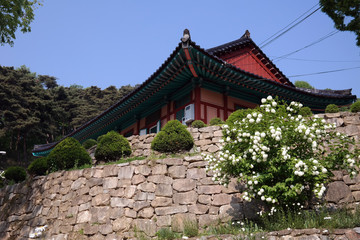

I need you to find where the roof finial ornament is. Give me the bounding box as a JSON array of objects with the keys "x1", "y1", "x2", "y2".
[
  {"x1": 243, "y1": 30, "x2": 250, "y2": 38},
  {"x1": 181, "y1": 29, "x2": 191, "y2": 48}
]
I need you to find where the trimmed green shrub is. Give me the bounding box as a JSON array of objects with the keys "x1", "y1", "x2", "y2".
[
  {"x1": 83, "y1": 139, "x2": 97, "y2": 149},
  {"x1": 4, "y1": 166, "x2": 27, "y2": 183},
  {"x1": 209, "y1": 117, "x2": 224, "y2": 126},
  {"x1": 191, "y1": 120, "x2": 206, "y2": 128},
  {"x1": 95, "y1": 131, "x2": 131, "y2": 162},
  {"x1": 48, "y1": 137, "x2": 91, "y2": 172},
  {"x1": 298, "y1": 106, "x2": 313, "y2": 117},
  {"x1": 350, "y1": 101, "x2": 360, "y2": 113},
  {"x1": 151, "y1": 120, "x2": 194, "y2": 153},
  {"x1": 28, "y1": 157, "x2": 48, "y2": 176},
  {"x1": 325, "y1": 104, "x2": 339, "y2": 113}
]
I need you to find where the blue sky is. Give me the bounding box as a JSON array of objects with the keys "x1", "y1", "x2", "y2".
[{"x1": 1, "y1": 0, "x2": 359, "y2": 98}]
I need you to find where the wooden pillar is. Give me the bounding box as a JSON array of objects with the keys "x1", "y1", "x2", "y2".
[
  {"x1": 167, "y1": 101, "x2": 171, "y2": 122},
  {"x1": 223, "y1": 86, "x2": 229, "y2": 120},
  {"x1": 195, "y1": 86, "x2": 201, "y2": 120}
]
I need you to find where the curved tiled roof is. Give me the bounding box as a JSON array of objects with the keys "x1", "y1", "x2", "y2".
[{"x1": 32, "y1": 30, "x2": 357, "y2": 156}]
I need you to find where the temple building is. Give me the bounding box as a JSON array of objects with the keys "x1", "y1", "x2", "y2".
[{"x1": 32, "y1": 29, "x2": 356, "y2": 157}]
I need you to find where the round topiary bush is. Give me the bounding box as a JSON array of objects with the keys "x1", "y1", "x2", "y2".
[
  {"x1": 151, "y1": 120, "x2": 194, "y2": 153},
  {"x1": 83, "y1": 139, "x2": 97, "y2": 149},
  {"x1": 350, "y1": 101, "x2": 360, "y2": 113},
  {"x1": 4, "y1": 166, "x2": 27, "y2": 183},
  {"x1": 209, "y1": 117, "x2": 224, "y2": 126},
  {"x1": 325, "y1": 104, "x2": 339, "y2": 113},
  {"x1": 298, "y1": 106, "x2": 313, "y2": 117},
  {"x1": 28, "y1": 157, "x2": 48, "y2": 176},
  {"x1": 95, "y1": 131, "x2": 131, "y2": 162},
  {"x1": 48, "y1": 137, "x2": 91, "y2": 172},
  {"x1": 191, "y1": 120, "x2": 207, "y2": 128}
]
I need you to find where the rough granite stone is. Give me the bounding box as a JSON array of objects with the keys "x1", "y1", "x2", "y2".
[
  {"x1": 325, "y1": 181, "x2": 352, "y2": 203},
  {"x1": 173, "y1": 179, "x2": 196, "y2": 192}
]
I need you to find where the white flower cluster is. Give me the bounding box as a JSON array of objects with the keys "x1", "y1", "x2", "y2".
[
  {"x1": 314, "y1": 183, "x2": 326, "y2": 198},
  {"x1": 260, "y1": 95, "x2": 277, "y2": 113},
  {"x1": 29, "y1": 225, "x2": 48, "y2": 238},
  {"x1": 286, "y1": 101, "x2": 303, "y2": 113},
  {"x1": 294, "y1": 160, "x2": 307, "y2": 176},
  {"x1": 269, "y1": 126, "x2": 282, "y2": 141}
]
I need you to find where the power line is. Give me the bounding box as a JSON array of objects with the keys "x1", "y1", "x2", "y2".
[
  {"x1": 288, "y1": 66, "x2": 360, "y2": 78},
  {"x1": 269, "y1": 56, "x2": 360, "y2": 63},
  {"x1": 260, "y1": 3, "x2": 321, "y2": 48},
  {"x1": 273, "y1": 30, "x2": 339, "y2": 61}
]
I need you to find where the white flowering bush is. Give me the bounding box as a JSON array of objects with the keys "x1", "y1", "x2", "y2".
[{"x1": 205, "y1": 96, "x2": 360, "y2": 209}]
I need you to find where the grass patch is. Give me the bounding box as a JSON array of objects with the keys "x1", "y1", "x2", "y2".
[
  {"x1": 203, "y1": 207, "x2": 360, "y2": 238},
  {"x1": 104, "y1": 156, "x2": 146, "y2": 165},
  {"x1": 183, "y1": 220, "x2": 199, "y2": 237},
  {"x1": 259, "y1": 206, "x2": 360, "y2": 231},
  {"x1": 68, "y1": 163, "x2": 92, "y2": 171},
  {"x1": 156, "y1": 228, "x2": 180, "y2": 240},
  {"x1": 205, "y1": 220, "x2": 263, "y2": 237}
]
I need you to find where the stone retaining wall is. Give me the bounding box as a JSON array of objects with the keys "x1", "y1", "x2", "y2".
[
  {"x1": 1, "y1": 154, "x2": 360, "y2": 240},
  {"x1": 1, "y1": 112, "x2": 360, "y2": 239},
  {"x1": 0, "y1": 155, "x2": 246, "y2": 240}
]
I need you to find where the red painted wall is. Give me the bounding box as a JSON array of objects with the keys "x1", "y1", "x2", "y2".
[
  {"x1": 219, "y1": 46, "x2": 282, "y2": 83},
  {"x1": 120, "y1": 88, "x2": 257, "y2": 136}
]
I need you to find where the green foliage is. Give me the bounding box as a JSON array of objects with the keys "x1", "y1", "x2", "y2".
[
  {"x1": 4, "y1": 166, "x2": 27, "y2": 183},
  {"x1": 226, "y1": 108, "x2": 254, "y2": 126},
  {"x1": 156, "y1": 228, "x2": 179, "y2": 240},
  {"x1": 209, "y1": 117, "x2": 224, "y2": 126},
  {"x1": 191, "y1": 120, "x2": 207, "y2": 128},
  {"x1": 320, "y1": 0, "x2": 360, "y2": 46},
  {"x1": 339, "y1": 106, "x2": 350, "y2": 112},
  {"x1": 350, "y1": 101, "x2": 360, "y2": 112},
  {"x1": 206, "y1": 96, "x2": 360, "y2": 210},
  {"x1": 95, "y1": 131, "x2": 131, "y2": 162},
  {"x1": 294, "y1": 81, "x2": 314, "y2": 89},
  {"x1": 0, "y1": 0, "x2": 41, "y2": 46},
  {"x1": 47, "y1": 138, "x2": 91, "y2": 172},
  {"x1": 183, "y1": 220, "x2": 199, "y2": 237},
  {"x1": 151, "y1": 120, "x2": 194, "y2": 153},
  {"x1": 82, "y1": 139, "x2": 97, "y2": 149},
  {"x1": 298, "y1": 107, "x2": 313, "y2": 117},
  {"x1": 325, "y1": 104, "x2": 339, "y2": 113},
  {"x1": 27, "y1": 157, "x2": 48, "y2": 176}
]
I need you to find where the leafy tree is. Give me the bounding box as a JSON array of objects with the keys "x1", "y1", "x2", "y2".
[
  {"x1": 0, "y1": 0, "x2": 41, "y2": 46},
  {"x1": 320, "y1": 0, "x2": 360, "y2": 46},
  {"x1": 38, "y1": 75, "x2": 58, "y2": 89},
  {"x1": 294, "y1": 81, "x2": 314, "y2": 89}
]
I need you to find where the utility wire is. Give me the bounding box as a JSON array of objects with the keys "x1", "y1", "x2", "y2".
[
  {"x1": 269, "y1": 56, "x2": 360, "y2": 63},
  {"x1": 260, "y1": 3, "x2": 321, "y2": 48},
  {"x1": 273, "y1": 30, "x2": 339, "y2": 61},
  {"x1": 288, "y1": 66, "x2": 360, "y2": 78}
]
